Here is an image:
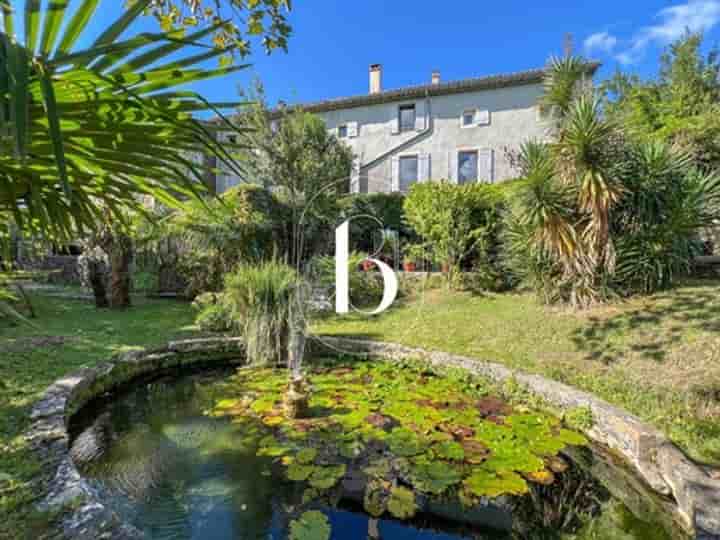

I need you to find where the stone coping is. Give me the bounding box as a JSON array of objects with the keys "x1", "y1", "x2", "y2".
[
  {"x1": 26, "y1": 337, "x2": 246, "y2": 540},
  {"x1": 26, "y1": 335, "x2": 720, "y2": 539},
  {"x1": 312, "y1": 336, "x2": 720, "y2": 539}
]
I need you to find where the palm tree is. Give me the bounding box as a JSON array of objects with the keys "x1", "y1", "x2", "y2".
[{"x1": 0, "y1": 0, "x2": 248, "y2": 244}]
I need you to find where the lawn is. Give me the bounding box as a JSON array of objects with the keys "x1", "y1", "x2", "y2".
[
  {"x1": 315, "y1": 278, "x2": 720, "y2": 467},
  {"x1": 0, "y1": 294, "x2": 201, "y2": 539}
]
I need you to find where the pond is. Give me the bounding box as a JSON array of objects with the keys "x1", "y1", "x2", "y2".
[{"x1": 69, "y1": 361, "x2": 680, "y2": 540}]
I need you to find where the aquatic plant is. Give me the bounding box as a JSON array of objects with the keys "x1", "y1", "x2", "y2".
[{"x1": 208, "y1": 360, "x2": 587, "y2": 536}]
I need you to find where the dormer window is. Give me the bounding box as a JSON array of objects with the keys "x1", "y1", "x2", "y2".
[{"x1": 399, "y1": 105, "x2": 416, "y2": 132}]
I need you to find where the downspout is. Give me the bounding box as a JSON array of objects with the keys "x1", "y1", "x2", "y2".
[{"x1": 359, "y1": 90, "x2": 433, "y2": 185}]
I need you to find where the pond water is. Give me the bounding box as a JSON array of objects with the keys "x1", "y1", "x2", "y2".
[{"x1": 69, "y1": 366, "x2": 680, "y2": 540}]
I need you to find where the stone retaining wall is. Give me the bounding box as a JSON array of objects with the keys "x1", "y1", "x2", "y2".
[
  {"x1": 26, "y1": 335, "x2": 720, "y2": 539},
  {"x1": 312, "y1": 336, "x2": 720, "y2": 539},
  {"x1": 26, "y1": 337, "x2": 245, "y2": 540}
]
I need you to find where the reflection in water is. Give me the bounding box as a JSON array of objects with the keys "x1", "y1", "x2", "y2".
[{"x1": 69, "y1": 369, "x2": 678, "y2": 540}]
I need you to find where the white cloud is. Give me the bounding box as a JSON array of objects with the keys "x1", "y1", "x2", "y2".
[
  {"x1": 615, "y1": 0, "x2": 720, "y2": 64},
  {"x1": 584, "y1": 32, "x2": 618, "y2": 54}
]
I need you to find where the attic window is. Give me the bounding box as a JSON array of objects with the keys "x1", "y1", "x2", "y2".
[
  {"x1": 399, "y1": 104, "x2": 416, "y2": 132},
  {"x1": 462, "y1": 111, "x2": 475, "y2": 127}
]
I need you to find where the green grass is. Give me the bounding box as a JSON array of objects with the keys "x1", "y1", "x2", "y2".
[
  {"x1": 0, "y1": 295, "x2": 200, "y2": 539},
  {"x1": 315, "y1": 279, "x2": 720, "y2": 466}
]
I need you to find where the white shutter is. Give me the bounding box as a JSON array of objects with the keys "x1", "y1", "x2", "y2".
[
  {"x1": 390, "y1": 157, "x2": 400, "y2": 192},
  {"x1": 448, "y1": 150, "x2": 458, "y2": 183},
  {"x1": 348, "y1": 121, "x2": 359, "y2": 138},
  {"x1": 476, "y1": 109, "x2": 491, "y2": 126},
  {"x1": 418, "y1": 154, "x2": 431, "y2": 182},
  {"x1": 478, "y1": 148, "x2": 494, "y2": 183},
  {"x1": 350, "y1": 155, "x2": 361, "y2": 193},
  {"x1": 390, "y1": 106, "x2": 400, "y2": 135},
  {"x1": 415, "y1": 100, "x2": 426, "y2": 131}
]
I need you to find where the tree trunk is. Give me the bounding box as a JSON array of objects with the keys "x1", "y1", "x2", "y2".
[
  {"x1": 101, "y1": 229, "x2": 133, "y2": 309},
  {"x1": 87, "y1": 257, "x2": 109, "y2": 308}
]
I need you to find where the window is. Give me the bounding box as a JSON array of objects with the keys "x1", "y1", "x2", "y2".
[
  {"x1": 458, "y1": 150, "x2": 478, "y2": 184},
  {"x1": 338, "y1": 124, "x2": 348, "y2": 138},
  {"x1": 462, "y1": 110, "x2": 475, "y2": 127},
  {"x1": 399, "y1": 155, "x2": 419, "y2": 191},
  {"x1": 399, "y1": 104, "x2": 416, "y2": 132}
]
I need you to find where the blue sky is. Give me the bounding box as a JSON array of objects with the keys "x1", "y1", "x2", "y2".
[{"x1": 7, "y1": 1, "x2": 720, "y2": 111}]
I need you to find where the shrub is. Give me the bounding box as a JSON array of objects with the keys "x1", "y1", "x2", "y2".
[
  {"x1": 192, "y1": 292, "x2": 233, "y2": 333},
  {"x1": 403, "y1": 181, "x2": 504, "y2": 288},
  {"x1": 224, "y1": 260, "x2": 300, "y2": 366},
  {"x1": 310, "y1": 252, "x2": 384, "y2": 307},
  {"x1": 338, "y1": 193, "x2": 413, "y2": 254}
]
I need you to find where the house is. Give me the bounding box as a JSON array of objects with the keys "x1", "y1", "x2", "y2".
[{"x1": 215, "y1": 62, "x2": 599, "y2": 194}]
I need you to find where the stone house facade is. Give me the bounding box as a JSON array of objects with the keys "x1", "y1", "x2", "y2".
[{"x1": 215, "y1": 63, "x2": 599, "y2": 194}]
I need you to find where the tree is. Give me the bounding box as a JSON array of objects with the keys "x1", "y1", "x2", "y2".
[
  {"x1": 0, "y1": 0, "x2": 250, "y2": 245},
  {"x1": 238, "y1": 85, "x2": 354, "y2": 267},
  {"x1": 144, "y1": 0, "x2": 292, "y2": 59},
  {"x1": 603, "y1": 32, "x2": 720, "y2": 170}
]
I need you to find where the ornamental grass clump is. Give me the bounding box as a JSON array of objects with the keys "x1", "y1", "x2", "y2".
[{"x1": 224, "y1": 261, "x2": 300, "y2": 366}]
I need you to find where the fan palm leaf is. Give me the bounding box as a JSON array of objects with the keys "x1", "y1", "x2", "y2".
[{"x1": 0, "y1": 0, "x2": 247, "y2": 243}]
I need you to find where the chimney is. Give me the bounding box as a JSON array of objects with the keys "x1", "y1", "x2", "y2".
[
  {"x1": 431, "y1": 70, "x2": 441, "y2": 85},
  {"x1": 369, "y1": 64, "x2": 382, "y2": 94}
]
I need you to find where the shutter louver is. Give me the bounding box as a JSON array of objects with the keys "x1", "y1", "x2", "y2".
[
  {"x1": 390, "y1": 157, "x2": 400, "y2": 192},
  {"x1": 478, "y1": 148, "x2": 494, "y2": 183},
  {"x1": 419, "y1": 154, "x2": 431, "y2": 182},
  {"x1": 390, "y1": 106, "x2": 400, "y2": 135},
  {"x1": 351, "y1": 155, "x2": 361, "y2": 193},
  {"x1": 476, "y1": 109, "x2": 491, "y2": 126},
  {"x1": 448, "y1": 150, "x2": 458, "y2": 183},
  {"x1": 415, "y1": 101, "x2": 426, "y2": 131}
]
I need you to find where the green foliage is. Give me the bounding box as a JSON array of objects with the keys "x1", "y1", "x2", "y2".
[
  {"x1": 238, "y1": 84, "x2": 354, "y2": 265},
  {"x1": 210, "y1": 360, "x2": 587, "y2": 521},
  {"x1": 289, "y1": 510, "x2": 331, "y2": 540},
  {"x1": 505, "y1": 52, "x2": 720, "y2": 306},
  {"x1": 338, "y1": 193, "x2": 414, "y2": 253},
  {"x1": 0, "y1": 0, "x2": 246, "y2": 243},
  {"x1": 603, "y1": 32, "x2": 720, "y2": 170},
  {"x1": 403, "y1": 181, "x2": 504, "y2": 288},
  {"x1": 310, "y1": 252, "x2": 383, "y2": 307},
  {"x1": 223, "y1": 260, "x2": 299, "y2": 364},
  {"x1": 142, "y1": 0, "x2": 292, "y2": 58},
  {"x1": 192, "y1": 292, "x2": 233, "y2": 332}
]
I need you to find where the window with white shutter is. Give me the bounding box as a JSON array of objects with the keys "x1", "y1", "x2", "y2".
[
  {"x1": 418, "y1": 154, "x2": 431, "y2": 182},
  {"x1": 347, "y1": 121, "x2": 359, "y2": 138},
  {"x1": 390, "y1": 106, "x2": 400, "y2": 135},
  {"x1": 390, "y1": 157, "x2": 400, "y2": 191},
  {"x1": 399, "y1": 155, "x2": 419, "y2": 192},
  {"x1": 415, "y1": 101, "x2": 426, "y2": 131}
]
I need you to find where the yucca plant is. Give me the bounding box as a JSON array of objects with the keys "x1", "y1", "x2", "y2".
[
  {"x1": 0, "y1": 0, "x2": 248, "y2": 243},
  {"x1": 224, "y1": 260, "x2": 301, "y2": 366}
]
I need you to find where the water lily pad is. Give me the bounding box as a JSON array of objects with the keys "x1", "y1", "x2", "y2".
[
  {"x1": 433, "y1": 440, "x2": 465, "y2": 461},
  {"x1": 409, "y1": 458, "x2": 463, "y2": 495},
  {"x1": 363, "y1": 480, "x2": 387, "y2": 517},
  {"x1": 461, "y1": 439, "x2": 490, "y2": 464},
  {"x1": 463, "y1": 469, "x2": 529, "y2": 498},
  {"x1": 287, "y1": 463, "x2": 314, "y2": 482},
  {"x1": 387, "y1": 427, "x2": 425, "y2": 457},
  {"x1": 308, "y1": 464, "x2": 346, "y2": 489},
  {"x1": 296, "y1": 448, "x2": 318, "y2": 464},
  {"x1": 387, "y1": 486, "x2": 417, "y2": 519},
  {"x1": 289, "y1": 510, "x2": 331, "y2": 540}
]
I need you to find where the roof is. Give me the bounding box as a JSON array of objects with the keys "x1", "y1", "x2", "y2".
[{"x1": 266, "y1": 63, "x2": 601, "y2": 116}]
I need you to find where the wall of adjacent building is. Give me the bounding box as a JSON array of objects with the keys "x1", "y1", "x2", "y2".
[{"x1": 318, "y1": 82, "x2": 550, "y2": 193}]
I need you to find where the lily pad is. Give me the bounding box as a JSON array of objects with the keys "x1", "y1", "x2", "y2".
[
  {"x1": 287, "y1": 463, "x2": 314, "y2": 482},
  {"x1": 289, "y1": 510, "x2": 331, "y2": 540},
  {"x1": 387, "y1": 427, "x2": 425, "y2": 457},
  {"x1": 308, "y1": 464, "x2": 346, "y2": 490},
  {"x1": 387, "y1": 486, "x2": 417, "y2": 519},
  {"x1": 463, "y1": 469, "x2": 529, "y2": 498}
]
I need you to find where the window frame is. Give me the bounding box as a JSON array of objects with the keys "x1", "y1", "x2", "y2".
[
  {"x1": 398, "y1": 104, "x2": 416, "y2": 132},
  {"x1": 457, "y1": 149, "x2": 479, "y2": 184},
  {"x1": 398, "y1": 153, "x2": 420, "y2": 192},
  {"x1": 461, "y1": 110, "x2": 476, "y2": 129},
  {"x1": 338, "y1": 124, "x2": 348, "y2": 139}
]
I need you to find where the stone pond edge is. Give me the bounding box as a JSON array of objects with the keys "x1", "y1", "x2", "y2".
[{"x1": 25, "y1": 335, "x2": 720, "y2": 539}]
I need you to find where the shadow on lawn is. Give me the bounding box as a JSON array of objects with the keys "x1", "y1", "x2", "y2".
[{"x1": 570, "y1": 282, "x2": 720, "y2": 364}]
